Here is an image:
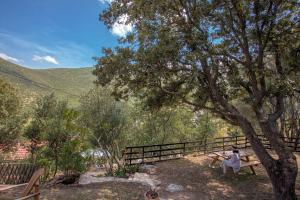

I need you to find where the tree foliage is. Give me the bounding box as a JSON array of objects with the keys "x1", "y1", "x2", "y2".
[
  {"x1": 0, "y1": 79, "x2": 24, "y2": 151},
  {"x1": 79, "y1": 87, "x2": 128, "y2": 174},
  {"x1": 95, "y1": 1, "x2": 300, "y2": 199},
  {"x1": 127, "y1": 104, "x2": 218, "y2": 145},
  {"x1": 25, "y1": 94, "x2": 88, "y2": 178}
]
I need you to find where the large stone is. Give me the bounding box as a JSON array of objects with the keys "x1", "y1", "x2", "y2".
[
  {"x1": 79, "y1": 172, "x2": 124, "y2": 185},
  {"x1": 166, "y1": 184, "x2": 184, "y2": 192},
  {"x1": 79, "y1": 172, "x2": 161, "y2": 188},
  {"x1": 140, "y1": 164, "x2": 157, "y2": 174},
  {"x1": 129, "y1": 172, "x2": 161, "y2": 188}
]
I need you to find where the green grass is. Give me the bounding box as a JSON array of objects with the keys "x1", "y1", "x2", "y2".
[{"x1": 0, "y1": 58, "x2": 95, "y2": 107}]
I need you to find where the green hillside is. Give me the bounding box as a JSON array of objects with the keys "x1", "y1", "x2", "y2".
[{"x1": 0, "y1": 58, "x2": 95, "y2": 106}]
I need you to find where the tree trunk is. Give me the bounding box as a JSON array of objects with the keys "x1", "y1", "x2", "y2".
[
  {"x1": 266, "y1": 159, "x2": 298, "y2": 200},
  {"x1": 261, "y1": 121, "x2": 298, "y2": 200},
  {"x1": 238, "y1": 116, "x2": 298, "y2": 200},
  {"x1": 54, "y1": 151, "x2": 58, "y2": 178}
]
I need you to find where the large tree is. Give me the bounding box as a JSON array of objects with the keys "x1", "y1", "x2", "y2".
[{"x1": 95, "y1": 0, "x2": 300, "y2": 199}]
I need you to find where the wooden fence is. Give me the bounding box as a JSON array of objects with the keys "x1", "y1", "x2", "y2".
[
  {"x1": 0, "y1": 162, "x2": 37, "y2": 184},
  {"x1": 124, "y1": 135, "x2": 300, "y2": 165}
]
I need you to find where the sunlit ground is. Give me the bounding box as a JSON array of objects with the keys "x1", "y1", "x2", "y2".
[{"x1": 1, "y1": 152, "x2": 300, "y2": 200}]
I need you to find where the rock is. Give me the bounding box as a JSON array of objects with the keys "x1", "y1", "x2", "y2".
[
  {"x1": 166, "y1": 184, "x2": 184, "y2": 192},
  {"x1": 79, "y1": 172, "x2": 116, "y2": 185},
  {"x1": 187, "y1": 185, "x2": 193, "y2": 190},
  {"x1": 141, "y1": 164, "x2": 157, "y2": 174},
  {"x1": 128, "y1": 172, "x2": 161, "y2": 188},
  {"x1": 79, "y1": 172, "x2": 161, "y2": 188},
  {"x1": 141, "y1": 164, "x2": 155, "y2": 170}
]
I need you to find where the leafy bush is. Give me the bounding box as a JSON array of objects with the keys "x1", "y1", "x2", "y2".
[
  {"x1": 0, "y1": 79, "x2": 25, "y2": 151},
  {"x1": 25, "y1": 94, "x2": 88, "y2": 178},
  {"x1": 113, "y1": 167, "x2": 127, "y2": 178},
  {"x1": 125, "y1": 165, "x2": 140, "y2": 174},
  {"x1": 58, "y1": 140, "x2": 89, "y2": 175}
]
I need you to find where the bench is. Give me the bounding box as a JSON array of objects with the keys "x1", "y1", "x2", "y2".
[
  {"x1": 206, "y1": 153, "x2": 217, "y2": 158},
  {"x1": 222, "y1": 160, "x2": 261, "y2": 175},
  {"x1": 240, "y1": 160, "x2": 261, "y2": 175},
  {"x1": 207, "y1": 153, "x2": 223, "y2": 167}
]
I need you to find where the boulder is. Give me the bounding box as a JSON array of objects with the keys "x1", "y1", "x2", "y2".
[
  {"x1": 140, "y1": 164, "x2": 157, "y2": 174},
  {"x1": 129, "y1": 172, "x2": 161, "y2": 188},
  {"x1": 166, "y1": 184, "x2": 184, "y2": 192}
]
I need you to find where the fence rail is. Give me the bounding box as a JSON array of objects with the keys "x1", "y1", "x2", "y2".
[{"x1": 124, "y1": 135, "x2": 300, "y2": 165}]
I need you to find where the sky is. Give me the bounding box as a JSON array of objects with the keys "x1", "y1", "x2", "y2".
[{"x1": 0, "y1": 0, "x2": 131, "y2": 68}]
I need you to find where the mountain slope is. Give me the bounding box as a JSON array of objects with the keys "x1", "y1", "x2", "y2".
[{"x1": 0, "y1": 58, "x2": 95, "y2": 106}]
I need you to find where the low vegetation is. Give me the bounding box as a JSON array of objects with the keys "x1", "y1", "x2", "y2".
[
  {"x1": 0, "y1": 78, "x2": 230, "y2": 181},
  {"x1": 0, "y1": 79, "x2": 25, "y2": 152}
]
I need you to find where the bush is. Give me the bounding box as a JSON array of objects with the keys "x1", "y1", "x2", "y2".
[
  {"x1": 25, "y1": 94, "x2": 89, "y2": 178},
  {"x1": 0, "y1": 79, "x2": 25, "y2": 151},
  {"x1": 125, "y1": 165, "x2": 140, "y2": 174},
  {"x1": 58, "y1": 140, "x2": 89, "y2": 175}
]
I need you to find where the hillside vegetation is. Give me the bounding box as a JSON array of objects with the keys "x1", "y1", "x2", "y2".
[{"x1": 0, "y1": 58, "x2": 95, "y2": 106}]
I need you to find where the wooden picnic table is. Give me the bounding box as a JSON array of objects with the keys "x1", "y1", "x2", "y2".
[{"x1": 208, "y1": 150, "x2": 261, "y2": 174}]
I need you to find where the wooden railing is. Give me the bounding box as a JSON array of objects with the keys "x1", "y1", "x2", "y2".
[
  {"x1": 124, "y1": 135, "x2": 300, "y2": 165},
  {"x1": 0, "y1": 162, "x2": 37, "y2": 184}
]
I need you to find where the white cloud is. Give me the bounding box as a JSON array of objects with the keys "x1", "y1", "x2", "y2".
[
  {"x1": 0, "y1": 31, "x2": 94, "y2": 68},
  {"x1": 97, "y1": 1, "x2": 133, "y2": 37},
  {"x1": 111, "y1": 14, "x2": 133, "y2": 37},
  {"x1": 97, "y1": 0, "x2": 114, "y2": 4},
  {"x1": 32, "y1": 55, "x2": 59, "y2": 65},
  {"x1": 0, "y1": 53, "x2": 20, "y2": 63}
]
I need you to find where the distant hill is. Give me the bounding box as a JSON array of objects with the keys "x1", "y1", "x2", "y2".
[{"x1": 0, "y1": 58, "x2": 95, "y2": 107}]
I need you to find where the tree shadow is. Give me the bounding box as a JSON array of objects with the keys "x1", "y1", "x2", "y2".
[
  {"x1": 153, "y1": 155, "x2": 275, "y2": 200},
  {"x1": 0, "y1": 182, "x2": 148, "y2": 200}
]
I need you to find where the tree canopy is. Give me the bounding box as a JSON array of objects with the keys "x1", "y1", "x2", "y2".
[{"x1": 95, "y1": 1, "x2": 300, "y2": 199}]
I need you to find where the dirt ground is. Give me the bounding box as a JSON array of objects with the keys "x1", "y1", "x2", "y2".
[
  {"x1": 1, "y1": 152, "x2": 300, "y2": 200},
  {"x1": 154, "y1": 153, "x2": 300, "y2": 200},
  {"x1": 0, "y1": 182, "x2": 148, "y2": 200}
]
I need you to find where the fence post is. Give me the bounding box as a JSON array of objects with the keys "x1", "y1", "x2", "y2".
[
  {"x1": 222, "y1": 138, "x2": 225, "y2": 152},
  {"x1": 142, "y1": 147, "x2": 144, "y2": 163},
  {"x1": 183, "y1": 143, "x2": 186, "y2": 157},
  {"x1": 159, "y1": 145, "x2": 162, "y2": 161},
  {"x1": 34, "y1": 181, "x2": 40, "y2": 200},
  {"x1": 204, "y1": 138, "x2": 207, "y2": 154},
  {"x1": 235, "y1": 136, "x2": 238, "y2": 147},
  {"x1": 129, "y1": 148, "x2": 132, "y2": 165},
  {"x1": 294, "y1": 134, "x2": 300, "y2": 152}
]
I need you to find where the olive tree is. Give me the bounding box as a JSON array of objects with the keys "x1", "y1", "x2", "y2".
[{"x1": 79, "y1": 87, "x2": 127, "y2": 174}]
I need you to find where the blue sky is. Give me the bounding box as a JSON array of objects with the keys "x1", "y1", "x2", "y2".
[{"x1": 0, "y1": 0, "x2": 129, "y2": 68}]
